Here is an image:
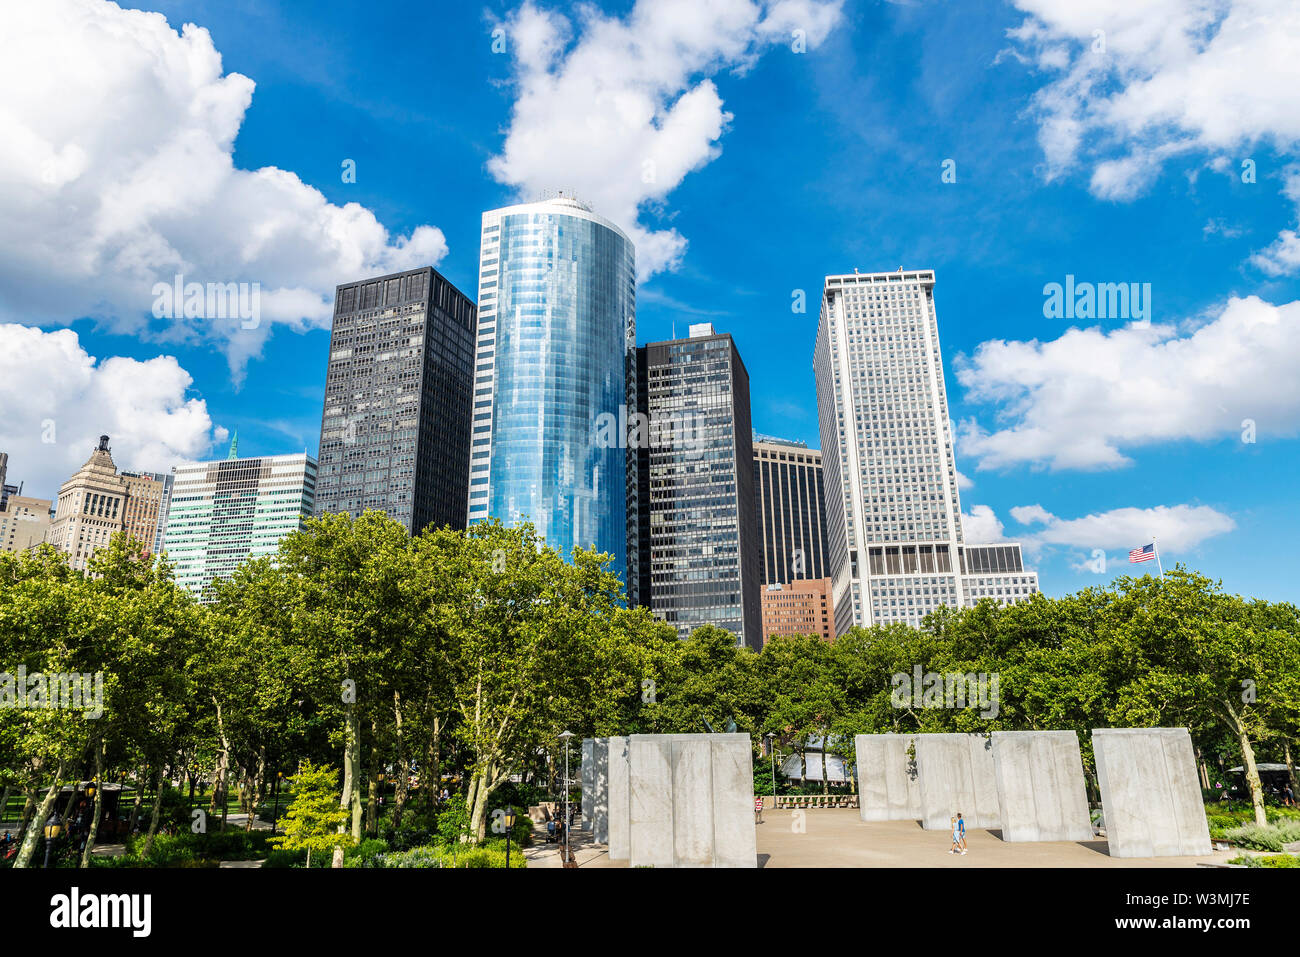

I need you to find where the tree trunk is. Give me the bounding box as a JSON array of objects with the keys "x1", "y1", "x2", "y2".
[
  {"x1": 79, "y1": 741, "x2": 105, "y2": 868},
  {"x1": 1225, "y1": 699, "x2": 1268, "y2": 827},
  {"x1": 14, "y1": 760, "x2": 65, "y2": 868},
  {"x1": 0, "y1": 786, "x2": 10, "y2": 825},
  {"x1": 245, "y1": 749, "x2": 265, "y2": 833},
  {"x1": 128, "y1": 765, "x2": 145, "y2": 833},
  {"x1": 141, "y1": 766, "x2": 165, "y2": 858},
  {"x1": 1284, "y1": 738, "x2": 1299, "y2": 798},
  {"x1": 211, "y1": 697, "x2": 231, "y2": 832},
  {"x1": 18, "y1": 787, "x2": 37, "y2": 839},
  {"x1": 1194, "y1": 746, "x2": 1210, "y2": 789},
  {"x1": 364, "y1": 719, "x2": 379, "y2": 836},
  {"x1": 333, "y1": 702, "x2": 361, "y2": 867},
  {"x1": 467, "y1": 759, "x2": 498, "y2": 843},
  {"x1": 393, "y1": 691, "x2": 407, "y2": 829}
]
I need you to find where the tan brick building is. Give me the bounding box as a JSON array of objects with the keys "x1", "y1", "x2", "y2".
[
  {"x1": 0, "y1": 492, "x2": 53, "y2": 554},
  {"x1": 44, "y1": 435, "x2": 167, "y2": 572},
  {"x1": 760, "y1": 577, "x2": 835, "y2": 643}
]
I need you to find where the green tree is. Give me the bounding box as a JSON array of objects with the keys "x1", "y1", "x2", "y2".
[{"x1": 270, "y1": 762, "x2": 353, "y2": 867}]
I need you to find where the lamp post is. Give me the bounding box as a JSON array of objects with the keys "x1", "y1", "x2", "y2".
[
  {"x1": 504, "y1": 808, "x2": 516, "y2": 868},
  {"x1": 558, "y1": 730, "x2": 574, "y2": 865},
  {"x1": 42, "y1": 813, "x2": 62, "y2": 869}
]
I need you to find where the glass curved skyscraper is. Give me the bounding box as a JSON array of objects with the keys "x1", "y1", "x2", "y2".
[{"x1": 468, "y1": 196, "x2": 636, "y2": 586}]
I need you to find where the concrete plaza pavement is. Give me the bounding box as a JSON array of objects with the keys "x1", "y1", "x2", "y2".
[{"x1": 540, "y1": 808, "x2": 1235, "y2": 868}]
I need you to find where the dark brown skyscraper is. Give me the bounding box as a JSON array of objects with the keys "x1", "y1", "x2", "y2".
[{"x1": 636, "y1": 324, "x2": 761, "y2": 650}]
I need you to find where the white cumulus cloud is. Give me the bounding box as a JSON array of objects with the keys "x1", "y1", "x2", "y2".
[
  {"x1": 488, "y1": 0, "x2": 843, "y2": 278},
  {"x1": 0, "y1": 0, "x2": 448, "y2": 381},
  {"x1": 968, "y1": 501, "x2": 1234, "y2": 572},
  {"x1": 0, "y1": 324, "x2": 225, "y2": 498},
  {"x1": 1009, "y1": 501, "x2": 1234, "y2": 554},
  {"x1": 961, "y1": 504, "x2": 1006, "y2": 543},
  {"x1": 955, "y1": 295, "x2": 1300, "y2": 471},
  {"x1": 1006, "y1": 0, "x2": 1300, "y2": 271}
]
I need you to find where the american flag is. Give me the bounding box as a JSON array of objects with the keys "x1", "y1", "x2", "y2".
[{"x1": 1129, "y1": 543, "x2": 1156, "y2": 563}]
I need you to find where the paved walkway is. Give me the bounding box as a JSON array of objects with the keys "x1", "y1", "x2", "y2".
[
  {"x1": 523, "y1": 820, "x2": 611, "y2": 868},
  {"x1": 532, "y1": 809, "x2": 1236, "y2": 867},
  {"x1": 756, "y1": 809, "x2": 1234, "y2": 867}
]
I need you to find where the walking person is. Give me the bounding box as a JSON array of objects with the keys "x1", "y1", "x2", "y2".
[
  {"x1": 955, "y1": 812, "x2": 967, "y2": 855},
  {"x1": 754, "y1": 795, "x2": 764, "y2": 824}
]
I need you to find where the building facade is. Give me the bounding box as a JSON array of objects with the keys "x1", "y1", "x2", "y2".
[
  {"x1": 813, "y1": 269, "x2": 1037, "y2": 633},
  {"x1": 44, "y1": 436, "x2": 131, "y2": 572},
  {"x1": 0, "y1": 492, "x2": 52, "y2": 554},
  {"x1": 163, "y1": 445, "x2": 316, "y2": 600},
  {"x1": 760, "y1": 577, "x2": 834, "y2": 642},
  {"x1": 120, "y1": 470, "x2": 171, "y2": 556},
  {"x1": 468, "y1": 196, "x2": 637, "y2": 589},
  {"x1": 315, "y1": 266, "x2": 477, "y2": 534},
  {"x1": 637, "y1": 324, "x2": 761, "y2": 649},
  {"x1": 0, "y1": 452, "x2": 14, "y2": 510},
  {"x1": 753, "y1": 437, "x2": 828, "y2": 585}
]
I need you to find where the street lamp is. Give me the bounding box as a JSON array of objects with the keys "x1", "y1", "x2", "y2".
[
  {"x1": 504, "y1": 809, "x2": 516, "y2": 868},
  {"x1": 558, "y1": 731, "x2": 574, "y2": 865},
  {"x1": 42, "y1": 813, "x2": 63, "y2": 869}
]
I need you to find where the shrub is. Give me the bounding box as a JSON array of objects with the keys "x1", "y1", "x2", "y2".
[
  {"x1": 1229, "y1": 853, "x2": 1300, "y2": 868},
  {"x1": 434, "y1": 795, "x2": 471, "y2": 845},
  {"x1": 379, "y1": 809, "x2": 438, "y2": 851},
  {"x1": 366, "y1": 843, "x2": 524, "y2": 868},
  {"x1": 1221, "y1": 819, "x2": 1300, "y2": 853},
  {"x1": 343, "y1": 838, "x2": 390, "y2": 868}
]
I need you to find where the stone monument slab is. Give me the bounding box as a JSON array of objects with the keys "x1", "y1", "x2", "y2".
[
  {"x1": 1093, "y1": 727, "x2": 1211, "y2": 858},
  {"x1": 914, "y1": 733, "x2": 1000, "y2": 830},
  {"x1": 991, "y1": 730, "x2": 1092, "y2": 842},
  {"x1": 854, "y1": 733, "x2": 921, "y2": 822}
]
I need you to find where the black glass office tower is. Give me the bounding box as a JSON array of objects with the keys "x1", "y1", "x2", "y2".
[
  {"x1": 314, "y1": 266, "x2": 476, "y2": 534},
  {"x1": 636, "y1": 325, "x2": 761, "y2": 650},
  {"x1": 753, "y1": 437, "x2": 829, "y2": 584}
]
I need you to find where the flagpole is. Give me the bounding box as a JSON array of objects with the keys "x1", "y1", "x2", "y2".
[{"x1": 1152, "y1": 537, "x2": 1165, "y2": 577}]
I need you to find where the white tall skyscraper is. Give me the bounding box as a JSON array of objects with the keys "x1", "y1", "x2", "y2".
[
  {"x1": 162, "y1": 444, "x2": 316, "y2": 601},
  {"x1": 814, "y1": 269, "x2": 1038, "y2": 634}
]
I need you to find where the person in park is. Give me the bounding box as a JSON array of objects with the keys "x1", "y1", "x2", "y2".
[
  {"x1": 949, "y1": 813, "x2": 966, "y2": 855},
  {"x1": 754, "y1": 795, "x2": 764, "y2": 824}
]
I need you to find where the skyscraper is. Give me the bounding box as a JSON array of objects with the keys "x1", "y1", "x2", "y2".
[
  {"x1": 753, "y1": 437, "x2": 829, "y2": 585},
  {"x1": 44, "y1": 436, "x2": 131, "y2": 573},
  {"x1": 637, "y1": 324, "x2": 761, "y2": 649},
  {"x1": 163, "y1": 443, "x2": 316, "y2": 600},
  {"x1": 813, "y1": 269, "x2": 1038, "y2": 634},
  {"x1": 120, "y1": 470, "x2": 172, "y2": 556},
  {"x1": 315, "y1": 266, "x2": 476, "y2": 534},
  {"x1": 469, "y1": 196, "x2": 636, "y2": 586}
]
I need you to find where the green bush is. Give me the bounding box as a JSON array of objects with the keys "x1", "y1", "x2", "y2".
[
  {"x1": 378, "y1": 809, "x2": 438, "y2": 851},
  {"x1": 1229, "y1": 853, "x2": 1300, "y2": 868},
  {"x1": 1221, "y1": 819, "x2": 1300, "y2": 852},
  {"x1": 434, "y1": 795, "x2": 471, "y2": 845},
  {"x1": 366, "y1": 843, "x2": 524, "y2": 868},
  {"x1": 343, "y1": 838, "x2": 390, "y2": 868},
  {"x1": 264, "y1": 836, "x2": 391, "y2": 868}
]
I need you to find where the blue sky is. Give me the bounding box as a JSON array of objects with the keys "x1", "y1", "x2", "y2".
[{"x1": 2, "y1": 0, "x2": 1298, "y2": 603}]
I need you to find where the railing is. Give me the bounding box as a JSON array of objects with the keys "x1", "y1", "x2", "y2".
[{"x1": 773, "y1": 794, "x2": 859, "y2": 809}]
